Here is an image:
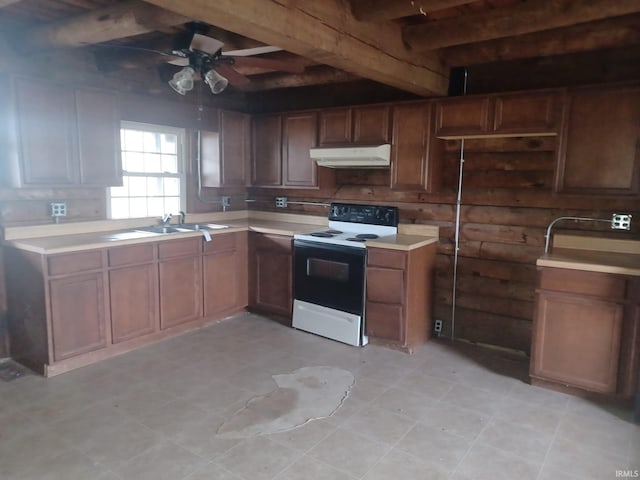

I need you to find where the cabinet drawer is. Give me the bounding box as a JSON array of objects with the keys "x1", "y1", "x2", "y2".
[
  {"x1": 48, "y1": 250, "x2": 103, "y2": 276},
  {"x1": 108, "y1": 243, "x2": 155, "y2": 266},
  {"x1": 538, "y1": 267, "x2": 627, "y2": 300},
  {"x1": 253, "y1": 233, "x2": 292, "y2": 253},
  {"x1": 367, "y1": 248, "x2": 406, "y2": 269},
  {"x1": 203, "y1": 232, "x2": 237, "y2": 254},
  {"x1": 367, "y1": 267, "x2": 404, "y2": 304},
  {"x1": 365, "y1": 302, "x2": 403, "y2": 342},
  {"x1": 158, "y1": 238, "x2": 201, "y2": 259}
]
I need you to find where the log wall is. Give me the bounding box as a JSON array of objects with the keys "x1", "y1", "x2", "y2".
[{"x1": 248, "y1": 135, "x2": 640, "y2": 354}]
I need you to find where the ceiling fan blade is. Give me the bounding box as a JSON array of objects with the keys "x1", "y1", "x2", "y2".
[
  {"x1": 231, "y1": 56, "x2": 305, "y2": 74},
  {"x1": 190, "y1": 33, "x2": 224, "y2": 54},
  {"x1": 167, "y1": 57, "x2": 190, "y2": 67},
  {"x1": 215, "y1": 64, "x2": 251, "y2": 87},
  {"x1": 223, "y1": 46, "x2": 283, "y2": 57}
]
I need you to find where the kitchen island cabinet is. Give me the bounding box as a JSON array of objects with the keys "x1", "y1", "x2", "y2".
[
  {"x1": 249, "y1": 233, "x2": 293, "y2": 323},
  {"x1": 365, "y1": 242, "x2": 437, "y2": 352},
  {"x1": 531, "y1": 267, "x2": 640, "y2": 397}
]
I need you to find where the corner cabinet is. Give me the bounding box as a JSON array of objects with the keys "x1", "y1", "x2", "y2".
[
  {"x1": 252, "y1": 112, "x2": 318, "y2": 188},
  {"x1": 1, "y1": 76, "x2": 122, "y2": 187},
  {"x1": 555, "y1": 87, "x2": 640, "y2": 195},
  {"x1": 365, "y1": 243, "x2": 437, "y2": 353},
  {"x1": 531, "y1": 268, "x2": 640, "y2": 397}
]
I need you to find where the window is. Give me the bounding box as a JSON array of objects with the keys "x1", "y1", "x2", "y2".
[{"x1": 108, "y1": 122, "x2": 186, "y2": 219}]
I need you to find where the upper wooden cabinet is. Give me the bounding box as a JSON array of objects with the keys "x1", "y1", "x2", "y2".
[
  {"x1": 555, "y1": 87, "x2": 640, "y2": 195},
  {"x1": 318, "y1": 105, "x2": 390, "y2": 146},
  {"x1": 390, "y1": 102, "x2": 442, "y2": 192},
  {"x1": 435, "y1": 92, "x2": 562, "y2": 138},
  {"x1": 2, "y1": 77, "x2": 121, "y2": 187},
  {"x1": 283, "y1": 111, "x2": 318, "y2": 188},
  {"x1": 252, "y1": 112, "x2": 318, "y2": 188},
  {"x1": 252, "y1": 114, "x2": 283, "y2": 187},
  {"x1": 201, "y1": 110, "x2": 250, "y2": 187}
]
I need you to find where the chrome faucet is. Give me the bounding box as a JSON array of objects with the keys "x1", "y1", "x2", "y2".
[
  {"x1": 177, "y1": 211, "x2": 186, "y2": 225},
  {"x1": 161, "y1": 213, "x2": 172, "y2": 225}
]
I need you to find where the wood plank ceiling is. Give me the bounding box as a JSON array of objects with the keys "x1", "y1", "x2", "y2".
[{"x1": 0, "y1": 0, "x2": 639, "y2": 103}]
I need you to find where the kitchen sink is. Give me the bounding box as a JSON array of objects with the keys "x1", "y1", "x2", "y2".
[
  {"x1": 175, "y1": 223, "x2": 229, "y2": 231},
  {"x1": 133, "y1": 225, "x2": 184, "y2": 234}
]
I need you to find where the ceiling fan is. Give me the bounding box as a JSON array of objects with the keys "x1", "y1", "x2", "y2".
[{"x1": 95, "y1": 25, "x2": 305, "y2": 95}]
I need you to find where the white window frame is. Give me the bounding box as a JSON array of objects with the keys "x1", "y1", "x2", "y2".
[{"x1": 107, "y1": 121, "x2": 187, "y2": 219}]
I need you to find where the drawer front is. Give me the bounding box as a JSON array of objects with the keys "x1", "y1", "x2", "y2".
[
  {"x1": 48, "y1": 250, "x2": 103, "y2": 276},
  {"x1": 252, "y1": 233, "x2": 292, "y2": 253},
  {"x1": 367, "y1": 267, "x2": 404, "y2": 304},
  {"x1": 365, "y1": 301, "x2": 403, "y2": 342},
  {"x1": 367, "y1": 248, "x2": 406, "y2": 269},
  {"x1": 538, "y1": 267, "x2": 627, "y2": 300},
  {"x1": 158, "y1": 237, "x2": 201, "y2": 259},
  {"x1": 203, "y1": 232, "x2": 237, "y2": 254},
  {"x1": 108, "y1": 243, "x2": 155, "y2": 267}
]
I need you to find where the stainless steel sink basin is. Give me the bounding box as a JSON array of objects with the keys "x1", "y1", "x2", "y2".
[
  {"x1": 133, "y1": 226, "x2": 183, "y2": 234},
  {"x1": 176, "y1": 223, "x2": 229, "y2": 231}
]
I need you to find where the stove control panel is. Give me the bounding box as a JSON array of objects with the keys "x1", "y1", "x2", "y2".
[{"x1": 329, "y1": 203, "x2": 399, "y2": 227}]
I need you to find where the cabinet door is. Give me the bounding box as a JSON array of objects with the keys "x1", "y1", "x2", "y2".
[
  {"x1": 353, "y1": 105, "x2": 390, "y2": 144},
  {"x1": 159, "y1": 257, "x2": 202, "y2": 329},
  {"x1": 319, "y1": 108, "x2": 351, "y2": 145},
  {"x1": 283, "y1": 112, "x2": 318, "y2": 187},
  {"x1": 435, "y1": 97, "x2": 491, "y2": 138},
  {"x1": 366, "y1": 302, "x2": 404, "y2": 342},
  {"x1": 15, "y1": 78, "x2": 78, "y2": 185},
  {"x1": 76, "y1": 89, "x2": 122, "y2": 186},
  {"x1": 109, "y1": 264, "x2": 158, "y2": 343},
  {"x1": 391, "y1": 103, "x2": 439, "y2": 191},
  {"x1": 493, "y1": 93, "x2": 561, "y2": 134},
  {"x1": 531, "y1": 291, "x2": 623, "y2": 393},
  {"x1": 219, "y1": 110, "x2": 250, "y2": 186},
  {"x1": 252, "y1": 114, "x2": 282, "y2": 186},
  {"x1": 204, "y1": 250, "x2": 239, "y2": 316},
  {"x1": 249, "y1": 234, "x2": 292, "y2": 320},
  {"x1": 555, "y1": 88, "x2": 640, "y2": 194},
  {"x1": 49, "y1": 272, "x2": 106, "y2": 361}
]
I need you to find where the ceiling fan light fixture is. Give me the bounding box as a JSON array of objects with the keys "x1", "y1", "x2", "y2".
[
  {"x1": 204, "y1": 68, "x2": 229, "y2": 94},
  {"x1": 168, "y1": 66, "x2": 195, "y2": 95}
]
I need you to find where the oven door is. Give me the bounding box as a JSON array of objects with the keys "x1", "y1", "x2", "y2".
[{"x1": 293, "y1": 239, "x2": 366, "y2": 316}]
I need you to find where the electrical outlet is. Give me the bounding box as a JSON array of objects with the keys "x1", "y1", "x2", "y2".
[
  {"x1": 275, "y1": 196, "x2": 288, "y2": 208},
  {"x1": 50, "y1": 202, "x2": 67, "y2": 217},
  {"x1": 221, "y1": 196, "x2": 231, "y2": 208},
  {"x1": 611, "y1": 213, "x2": 632, "y2": 230},
  {"x1": 434, "y1": 319, "x2": 443, "y2": 334}
]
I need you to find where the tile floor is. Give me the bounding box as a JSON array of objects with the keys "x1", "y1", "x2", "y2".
[{"x1": 0, "y1": 312, "x2": 638, "y2": 480}]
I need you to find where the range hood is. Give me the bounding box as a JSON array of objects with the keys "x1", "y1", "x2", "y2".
[{"x1": 309, "y1": 144, "x2": 391, "y2": 168}]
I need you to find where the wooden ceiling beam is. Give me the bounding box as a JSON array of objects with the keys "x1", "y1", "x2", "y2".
[
  {"x1": 444, "y1": 15, "x2": 640, "y2": 66},
  {"x1": 0, "y1": 0, "x2": 22, "y2": 7},
  {"x1": 19, "y1": 0, "x2": 190, "y2": 52},
  {"x1": 141, "y1": 0, "x2": 449, "y2": 96},
  {"x1": 404, "y1": 0, "x2": 640, "y2": 50},
  {"x1": 239, "y1": 66, "x2": 358, "y2": 91},
  {"x1": 349, "y1": 0, "x2": 473, "y2": 22}
]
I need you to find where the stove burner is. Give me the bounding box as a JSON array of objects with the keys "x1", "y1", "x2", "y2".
[
  {"x1": 355, "y1": 233, "x2": 379, "y2": 239},
  {"x1": 325, "y1": 230, "x2": 343, "y2": 234},
  {"x1": 310, "y1": 232, "x2": 335, "y2": 238},
  {"x1": 346, "y1": 237, "x2": 367, "y2": 242}
]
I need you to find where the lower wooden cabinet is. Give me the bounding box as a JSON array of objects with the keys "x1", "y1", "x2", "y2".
[
  {"x1": 249, "y1": 233, "x2": 293, "y2": 322},
  {"x1": 49, "y1": 272, "x2": 107, "y2": 361},
  {"x1": 531, "y1": 268, "x2": 640, "y2": 397},
  {"x1": 159, "y1": 238, "x2": 203, "y2": 329},
  {"x1": 365, "y1": 244, "x2": 436, "y2": 352}
]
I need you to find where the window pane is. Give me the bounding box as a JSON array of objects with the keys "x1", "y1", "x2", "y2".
[
  {"x1": 161, "y1": 155, "x2": 178, "y2": 173},
  {"x1": 110, "y1": 198, "x2": 129, "y2": 219},
  {"x1": 147, "y1": 177, "x2": 163, "y2": 196},
  {"x1": 123, "y1": 151, "x2": 144, "y2": 173},
  {"x1": 164, "y1": 196, "x2": 180, "y2": 214},
  {"x1": 143, "y1": 131, "x2": 161, "y2": 153},
  {"x1": 123, "y1": 129, "x2": 144, "y2": 152},
  {"x1": 164, "y1": 177, "x2": 180, "y2": 196},
  {"x1": 160, "y1": 134, "x2": 177, "y2": 154},
  {"x1": 129, "y1": 198, "x2": 148, "y2": 218},
  {"x1": 128, "y1": 176, "x2": 147, "y2": 196},
  {"x1": 143, "y1": 153, "x2": 162, "y2": 173},
  {"x1": 147, "y1": 197, "x2": 165, "y2": 217}
]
